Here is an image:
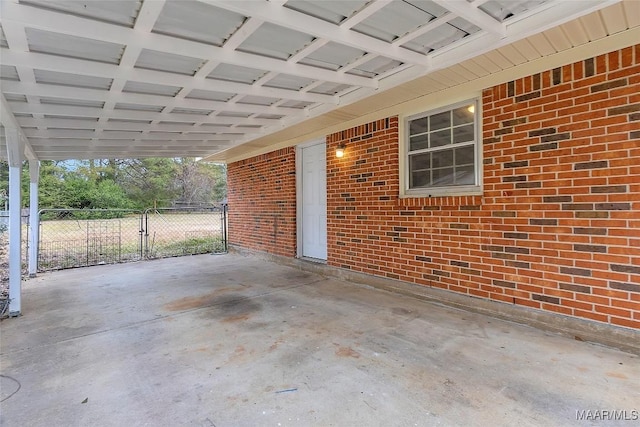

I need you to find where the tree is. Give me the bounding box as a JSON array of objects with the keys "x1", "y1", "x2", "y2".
[
  {"x1": 115, "y1": 158, "x2": 179, "y2": 208},
  {"x1": 174, "y1": 158, "x2": 227, "y2": 205},
  {"x1": 0, "y1": 157, "x2": 227, "y2": 210}
]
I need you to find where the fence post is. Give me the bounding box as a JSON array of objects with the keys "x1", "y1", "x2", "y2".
[
  {"x1": 222, "y1": 203, "x2": 228, "y2": 252},
  {"x1": 144, "y1": 209, "x2": 149, "y2": 259},
  {"x1": 139, "y1": 211, "x2": 144, "y2": 260}
]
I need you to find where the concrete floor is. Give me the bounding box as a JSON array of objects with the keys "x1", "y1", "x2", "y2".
[{"x1": 1, "y1": 254, "x2": 638, "y2": 427}]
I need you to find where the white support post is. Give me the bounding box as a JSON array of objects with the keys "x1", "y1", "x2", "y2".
[
  {"x1": 28, "y1": 160, "x2": 40, "y2": 277},
  {"x1": 5, "y1": 127, "x2": 24, "y2": 317}
]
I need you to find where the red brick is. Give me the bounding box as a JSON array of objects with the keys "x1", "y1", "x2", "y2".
[{"x1": 229, "y1": 44, "x2": 640, "y2": 330}]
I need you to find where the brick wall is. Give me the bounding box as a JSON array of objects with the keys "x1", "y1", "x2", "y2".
[
  {"x1": 227, "y1": 147, "x2": 297, "y2": 257},
  {"x1": 327, "y1": 45, "x2": 640, "y2": 329}
]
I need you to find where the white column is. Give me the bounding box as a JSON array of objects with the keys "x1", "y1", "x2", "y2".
[
  {"x1": 5, "y1": 127, "x2": 24, "y2": 316},
  {"x1": 28, "y1": 160, "x2": 40, "y2": 277}
]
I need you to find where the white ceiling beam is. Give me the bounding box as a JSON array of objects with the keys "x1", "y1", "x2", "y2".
[
  {"x1": 288, "y1": 39, "x2": 329, "y2": 64},
  {"x1": 188, "y1": 17, "x2": 264, "y2": 88},
  {"x1": 1, "y1": 94, "x2": 37, "y2": 160},
  {"x1": 4, "y1": 126, "x2": 24, "y2": 165},
  {"x1": 133, "y1": 0, "x2": 166, "y2": 32},
  {"x1": 22, "y1": 129, "x2": 245, "y2": 141},
  {"x1": 101, "y1": 0, "x2": 166, "y2": 123},
  {"x1": 32, "y1": 152, "x2": 221, "y2": 161},
  {"x1": 206, "y1": 0, "x2": 429, "y2": 66},
  {"x1": 0, "y1": 1, "x2": 375, "y2": 88},
  {"x1": 11, "y1": 106, "x2": 279, "y2": 126},
  {"x1": 339, "y1": 53, "x2": 378, "y2": 74},
  {"x1": 1, "y1": 15, "x2": 47, "y2": 129},
  {"x1": 339, "y1": 0, "x2": 393, "y2": 29},
  {"x1": 1, "y1": 81, "x2": 309, "y2": 115},
  {"x1": 17, "y1": 116, "x2": 277, "y2": 133},
  {"x1": 31, "y1": 146, "x2": 224, "y2": 152},
  {"x1": 0, "y1": 49, "x2": 336, "y2": 105},
  {"x1": 154, "y1": 16, "x2": 267, "y2": 124},
  {"x1": 392, "y1": 13, "x2": 455, "y2": 47},
  {"x1": 432, "y1": 0, "x2": 505, "y2": 37},
  {"x1": 223, "y1": 17, "x2": 264, "y2": 51},
  {"x1": 29, "y1": 140, "x2": 231, "y2": 149}
]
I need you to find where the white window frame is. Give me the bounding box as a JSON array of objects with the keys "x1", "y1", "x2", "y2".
[{"x1": 400, "y1": 98, "x2": 482, "y2": 198}]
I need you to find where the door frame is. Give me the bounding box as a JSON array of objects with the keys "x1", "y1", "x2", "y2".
[{"x1": 296, "y1": 138, "x2": 327, "y2": 261}]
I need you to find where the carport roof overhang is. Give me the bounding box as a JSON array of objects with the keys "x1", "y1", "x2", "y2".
[{"x1": 0, "y1": 0, "x2": 638, "y2": 163}]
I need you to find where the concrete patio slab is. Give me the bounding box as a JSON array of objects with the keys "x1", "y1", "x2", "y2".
[{"x1": 1, "y1": 253, "x2": 638, "y2": 426}]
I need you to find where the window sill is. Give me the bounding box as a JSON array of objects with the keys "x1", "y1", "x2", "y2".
[{"x1": 400, "y1": 186, "x2": 482, "y2": 199}]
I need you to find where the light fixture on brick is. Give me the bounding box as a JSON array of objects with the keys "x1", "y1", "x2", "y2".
[{"x1": 335, "y1": 143, "x2": 346, "y2": 158}]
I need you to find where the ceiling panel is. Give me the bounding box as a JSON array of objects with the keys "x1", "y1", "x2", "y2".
[
  {"x1": 278, "y1": 100, "x2": 312, "y2": 109},
  {"x1": 152, "y1": 0, "x2": 246, "y2": 46},
  {"x1": 34, "y1": 69, "x2": 113, "y2": 90},
  {"x1": 308, "y1": 82, "x2": 351, "y2": 95},
  {"x1": 25, "y1": 27, "x2": 125, "y2": 64},
  {"x1": 122, "y1": 81, "x2": 182, "y2": 97},
  {"x1": 170, "y1": 107, "x2": 214, "y2": 116},
  {"x1": 20, "y1": 0, "x2": 142, "y2": 27},
  {"x1": 114, "y1": 102, "x2": 164, "y2": 112},
  {"x1": 298, "y1": 42, "x2": 366, "y2": 71},
  {"x1": 351, "y1": 1, "x2": 445, "y2": 43},
  {"x1": 185, "y1": 89, "x2": 237, "y2": 102},
  {"x1": 134, "y1": 49, "x2": 206, "y2": 76},
  {"x1": 479, "y1": 0, "x2": 548, "y2": 22},
  {"x1": 0, "y1": 65, "x2": 19, "y2": 81},
  {"x1": 349, "y1": 56, "x2": 403, "y2": 77},
  {"x1": 402, "y1": 18, "x2": 480, "y2": 53},
  {"x1": 3, "y1": 93, "x2": 28, "y2": 103},
  {"x1": 284, "y1": 0, "x2": 368, "y2": 25},
  {"x1": 0, "y1": 25, "x2": 8, "y2": 48},
  {"x1": 263, "y1": 73, "x2": 315, "y2": 91},
  {"x1": 236, "y1": 22, "x2": 315, "y2": 60},
  {"x1": 40, "y1": 97, "x2": 105, "y2": 108},
  {"x1": 237, "y1": 95, "x2": 280, "y2": 106},
  {"x1": 207, "y1": 64, "x2": 268, "y2": 85}
]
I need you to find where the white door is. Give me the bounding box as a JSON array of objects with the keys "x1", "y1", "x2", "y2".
[{"x1": 301, "y1": 142, "x2": 327, "y2": 260}]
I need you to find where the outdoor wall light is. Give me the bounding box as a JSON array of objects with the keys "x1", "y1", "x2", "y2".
[{"x1": 335, "y1": 143, "x2": 346, "y2": 158}]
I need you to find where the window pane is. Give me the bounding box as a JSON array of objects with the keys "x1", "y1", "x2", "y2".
[
  {"x1": 432, "y1": 168, "x2": 455, "y2": 186},
  {"x1": 455, "y1": 165, "x2": 475, "y2": 185},
  {"x1": 406, "y1": 100, "x2": 478, "y2": 191},
  {"x1": 453, "y1": 124, "x2": 474, "y2": 144},
  {"x1": 410, "y1": 152, "x2": 430, "y2": 171},
  {"x1": 409, "y1": 117, "x2": 428, "y2": 135},
  {"x1": 411, "y1": 172, "x2": 429, "y2": 188},
  {"x1": 430, "y1": 129, "x2": 450, "y2": 147},
  {"x1": 455, "y1": 145, "x2": 474, "y2": 165},
  {"x1": 431, "y1": 149, "x2": 453, "y2": 169},
  {"x1": 453, "y1": 105, "x2": 474, "y2": 125},
  {"x1": 430, "y1": 111, "x2": 450, "y2": 131},
  {"x1": 409, "y1": 134, "x2": 428, "y2": 151}
]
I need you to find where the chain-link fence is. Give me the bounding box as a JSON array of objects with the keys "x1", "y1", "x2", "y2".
[
  {"x1": 0, "y1": 209, "x2": 30, "y2": 264},
  {"x1": 37, "y1": 209, "x2": 144, "y2": 271},
  {"x1": 36, "y1": 206, "x2": 227, "y2": 272},
  {"x1": 143, "y1": 206, "x2": 226, "y2": 259}
]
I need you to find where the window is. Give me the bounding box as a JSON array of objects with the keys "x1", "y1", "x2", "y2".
[{"x1": 404, "y1": 100, "x2": 481, "y2": 196}]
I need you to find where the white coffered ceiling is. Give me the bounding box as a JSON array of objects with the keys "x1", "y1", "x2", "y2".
[{"x1": 0, "y1": 0, "x2": 638, "y2": 161}]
